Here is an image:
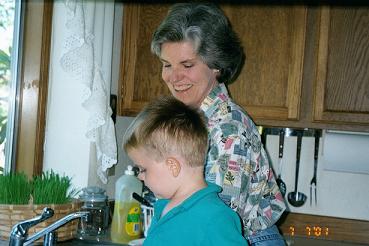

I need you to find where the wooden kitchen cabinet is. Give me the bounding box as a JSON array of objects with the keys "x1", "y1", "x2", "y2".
[
  {"x1": 117, "y1": 3, "x2": 369, "y2": 131},
  {"x1": 118, "y1": 3, "x2": 307, "y2": 121},
  {"x1": 223, "y1": 5, "x2": 307, "y2": 121},
  {"x1": 118, "y1": 3, "x2": 170, "y2": 116},
  {"x1": 313, "y1": 6, "x2": 369, "y2": 126}
]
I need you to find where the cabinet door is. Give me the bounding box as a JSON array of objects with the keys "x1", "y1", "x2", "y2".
[
  {"x1": 313, "y1": 7, "x2": 369, "y2": 125},
  {"x1": 118, "y1": 4, "x2": 170, "y2": 116},
  {"x1": 118, "y1": 4, "x2": 307, "y2": 121},
  {"x1": 223, "y1": 5, "x2": 307, "y2": 122}
]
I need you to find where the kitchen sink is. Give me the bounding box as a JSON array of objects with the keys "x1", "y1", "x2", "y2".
[
  {"x1": 56, "y1": 233, "x2": 132, "y2": 246},
  {"x1": 58, "y1": 238, "x2": 127, "y2": 246},
  {"x1": 0, "y1": 238, "x2": 128, "y2": 246}
]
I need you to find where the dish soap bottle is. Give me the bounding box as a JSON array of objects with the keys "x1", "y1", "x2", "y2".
[{"x1": 111, "y1": 165, "x2": 143, "y2": 243}]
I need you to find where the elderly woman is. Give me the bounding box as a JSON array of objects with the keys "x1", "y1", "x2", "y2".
[{"x1": 150, "y1": 2, "x2": 286, "y2": 246}]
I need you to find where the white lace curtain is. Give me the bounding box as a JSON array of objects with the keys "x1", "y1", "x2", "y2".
[{"x1": 60, "y1": 0, "x2": 117, "y2": 183}]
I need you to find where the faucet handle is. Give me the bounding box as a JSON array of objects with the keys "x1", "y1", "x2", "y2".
[{"x1": 10, "y1": 207, "x2": 54, "y2": 239}]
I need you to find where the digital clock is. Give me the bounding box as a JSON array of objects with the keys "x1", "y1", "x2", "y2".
[{"x1": 289, "y1": 225, "x2": 330, "y2": 237}]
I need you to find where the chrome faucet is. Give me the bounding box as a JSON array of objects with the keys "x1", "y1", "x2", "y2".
[{"x1": 9, "y1": 207, "x2": 89, "y2": 246}]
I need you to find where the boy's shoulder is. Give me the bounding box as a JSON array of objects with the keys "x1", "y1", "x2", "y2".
[
  {"x1": 146, "y1": 184, "x2": 245, "y2": 245},
  {"x1": 154, "y1": 183, "x2": 236, "y2": 217},
  {"x1": 152, "y1": 183, "x2": 240, "y2": 227},
  {"x1": 183, "y1": 183, "x2": 238, "y2": 219}
]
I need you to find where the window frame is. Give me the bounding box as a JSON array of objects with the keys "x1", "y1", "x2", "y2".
[
  {"x1": 2, "y1": 0, "x2": 23, "y2": 174},
  {"x1": 14, "y1": 0, "x2": 52, "y2": 176}
]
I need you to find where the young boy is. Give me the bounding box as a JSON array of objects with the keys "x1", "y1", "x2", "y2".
[{"x1": 123, "y1": 96, "x2": 247, "y2": 246}]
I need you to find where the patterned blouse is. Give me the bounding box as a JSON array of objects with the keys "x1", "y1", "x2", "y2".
[{"x1": 200, "y1": 83, "x2": 286, "y2": 236}]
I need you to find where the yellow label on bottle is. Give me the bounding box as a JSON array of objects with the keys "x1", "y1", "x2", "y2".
[{"x1": 125, "y1": 205, "x2": 141, "y2": 236}]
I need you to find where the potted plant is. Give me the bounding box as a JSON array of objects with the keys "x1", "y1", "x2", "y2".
[{"x1": 0, "y1": 170, "x2": 81, "y2": 242}]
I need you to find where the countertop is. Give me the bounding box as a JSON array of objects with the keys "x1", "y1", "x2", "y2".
[
  {"x1": 0, "y1": 229, "x2": 131, "y2": 246},
  {"x1": 2, "y1": 236, "x2": 367, "y2": 246},
  {"x1": 285, "y1": 236, "x2": 369, "y2": 246},
  {"x1": 1, "y1": 237, "x2": 129, "y2": 246}
]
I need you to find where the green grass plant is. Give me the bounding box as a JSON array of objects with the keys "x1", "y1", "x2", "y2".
[
  {"x1": 0, "y1": 172, "x2": 31, "y2": 204},
  {"x1": 0, "y1": 170, "x2": 79, "y2": 205},
  {"x1": 32, "y1": 170, "x2": 79, "y2": 204}
]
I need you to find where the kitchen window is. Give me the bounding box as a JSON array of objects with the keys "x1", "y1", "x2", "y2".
[{"x1": 0, "y1": 0, "x2": 22, "y2": 174}]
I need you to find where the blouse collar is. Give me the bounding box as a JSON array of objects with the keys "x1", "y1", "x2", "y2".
[{"x1": 200, "y1": 83, "x2": 230, "y2": 118}]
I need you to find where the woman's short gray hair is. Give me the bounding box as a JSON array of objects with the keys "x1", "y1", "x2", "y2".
[{"x1": 151, "y1": 3, "x2": 245, "y2": 84}]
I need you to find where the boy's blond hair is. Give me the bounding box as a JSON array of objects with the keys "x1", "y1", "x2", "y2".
[{"x1": 124, "y1": 96, "x2": 208, "y2": 167}]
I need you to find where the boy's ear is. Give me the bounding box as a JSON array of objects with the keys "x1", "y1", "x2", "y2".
[{"x1": 166, "y1": 157, "x2": 181, "y2": 177}]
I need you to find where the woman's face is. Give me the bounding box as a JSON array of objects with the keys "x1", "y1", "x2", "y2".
[{"x1": 160, "y1": 41, "x2": 219, "y2": 107}]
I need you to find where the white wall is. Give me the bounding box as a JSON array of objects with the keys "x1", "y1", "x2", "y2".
[
  {"x1": 265, "y1": 134, "x2": 369, "y2": 221},
  {"x1": 43, "y1": 1, "x2": 90, "y2": 190},
  {"x1": 43, "y1": 1, "x2": 118, "y2": 193},
  {"x1": 105, "y1": 116, "x2": 135, "y2": 199}
]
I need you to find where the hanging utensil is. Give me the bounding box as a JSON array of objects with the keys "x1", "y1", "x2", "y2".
[
  {"x1": 276, "y1": 129, "x2": 286, "y2": 196},
  {"x1": 288, "y1": 130, "x2": 307, "y2": 207},
  {"x1": 310, "y1": 130, "x2": 321, "y2": 206}
]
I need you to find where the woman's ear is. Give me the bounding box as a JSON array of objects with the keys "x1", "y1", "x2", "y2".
[
  {"x1": 212, "y1": 68, "x2": 220, "y2": 75},
  {"x1": 166, "y1": 157, "x2": 181, "y2": 177}
]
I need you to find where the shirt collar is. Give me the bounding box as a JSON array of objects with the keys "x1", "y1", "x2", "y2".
[
  {"x1": 200, "y1": 83, "x2": 230, "y2": 118},
  {"x1": 180, "y1": 182, "x2": 221, "y2": 210},
  {"x1": 156, "y1": 182, "x2": 222, "y2": 217},
  {"x1": 149, "y1": 182, "x2": 222, "y2": 235}
]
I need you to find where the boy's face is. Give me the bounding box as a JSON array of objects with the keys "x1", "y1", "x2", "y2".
[{"x1": 127, "y1": 146, "x2": 178, "y2": 199}]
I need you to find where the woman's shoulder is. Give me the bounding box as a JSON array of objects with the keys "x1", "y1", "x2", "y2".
[{"x1": 211, "y1": 102, "x2": 259, "y2": 135}]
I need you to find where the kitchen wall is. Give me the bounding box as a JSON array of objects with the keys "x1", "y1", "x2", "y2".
[
  {"x1": 43, "y1": 1, "x2": 92, "y2": 190},
  {"x1": 265, "y1": 132, "x2": 369, "y2": 221},
  {"x1": 43, "y1": 1, "x2": 119, "y2": 191},
  {"x1": 105, "y1": 116, "x2": 135, "y2": 198}
]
